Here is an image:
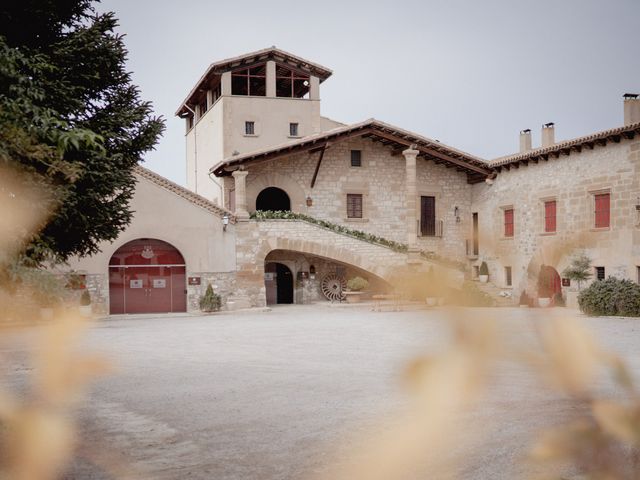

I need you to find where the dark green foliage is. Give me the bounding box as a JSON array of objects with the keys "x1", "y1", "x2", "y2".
[
  {"x1": 79, "y1": 289, "x2": 91, "y2": 306},
  {"x1": 578, "y1": 277, "x2": 640, "y2": 317},
  {"x1": 0, "y1": 1, "x2": 164, "y2": 267},
  {"x1": 479, "y1": 262, "x2": 489, "y2": 276},
  {"x1": 199, "y1": 284, "x2": 222, "y2": 312},
  {"x1": 562, "y1": 253, "x2": 593, "y2": 290}
]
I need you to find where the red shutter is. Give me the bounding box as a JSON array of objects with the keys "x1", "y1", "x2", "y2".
[
  {"x1": 594, "y1": 193, "x2": 610, "y2": 228},
  {"x1": 504, "y1": 209, "x2": 514, "y2": 237},
  {"x1": 544, "y1": 200, "x2": 556, "y2": 233}
]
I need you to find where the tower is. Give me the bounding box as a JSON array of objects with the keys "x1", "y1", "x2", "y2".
[{"x1": 176, "y1": 47, "x2": 333, "y2": 203}]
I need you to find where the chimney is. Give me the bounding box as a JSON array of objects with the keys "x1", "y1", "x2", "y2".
[
  {"x1": 541, "y1": 122, "x2": 555, "y2": 148},
  {"x1": 624, "y1": 93, "x2": 640, "y2": 125},
  {"x1": 519, "y1": 129, "x2": 532, "y2": 152}
]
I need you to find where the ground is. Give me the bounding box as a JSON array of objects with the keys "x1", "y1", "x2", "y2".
[{"x1": 5, "y1": 305, "x2": 640, "y2": 479}]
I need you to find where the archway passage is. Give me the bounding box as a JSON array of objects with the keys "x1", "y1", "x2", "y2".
[
  {"x1": 256, "y1": 187, "x2": 290, "y2": 211},
  {"x1": 109, "y1": 239, "x2": 186, "y2": 314},
  {"x1": 538, "y1": 265, "x2": 562, "y2": 303},
  {"x1": 264, "y1": 262, "x2": 294, "y2": 305}
]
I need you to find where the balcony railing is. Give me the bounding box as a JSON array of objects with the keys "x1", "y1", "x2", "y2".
[{"x1": 417, "y1": 219, "x2": 443, "y2": 238}]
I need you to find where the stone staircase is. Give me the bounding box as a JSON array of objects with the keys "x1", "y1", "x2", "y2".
[{"x1": 473, "y1": 280, "x2": 515, "y2": 307}]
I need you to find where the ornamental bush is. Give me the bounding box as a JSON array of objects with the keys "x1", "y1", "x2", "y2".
[
  {"x1": 578, "y1": 277, "x2": 640, "y2": 317},
  {"x1": 79, "y1": 290, "x2": 91, "y2": 306},
  {"x1": 199, "y1": 284, "x2": 222, "y2": 312},
  {"x1": 479, "y1": 262, "x2": 489, "y2": 276},
  {"x1": 346, "y1": 276, "x2": 369, "y2": 292}
]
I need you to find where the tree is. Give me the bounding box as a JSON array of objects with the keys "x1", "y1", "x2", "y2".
[
  {"x1": 562, "y1": 253, "x2": 593, "y2": 290},
  {"x1": 0, "y1": 1, "x2": 164, "y2": 268}
]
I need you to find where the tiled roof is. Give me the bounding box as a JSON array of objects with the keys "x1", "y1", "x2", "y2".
[
  {"x1": 176, "y1": 47, "x2": 332, "y2": 116},
  {"x1": 491, "y1": 121, "x2": 640, "y2": 167},
  {"x1": 211, "y1": 118, "x2": 491, "y2": 181},
  {"x1": 134, "y1": 165, "x2": 234, "y2": 221}
]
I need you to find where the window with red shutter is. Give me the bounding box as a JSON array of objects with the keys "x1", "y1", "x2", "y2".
[
  {"x1": 504, "y1": 209, "x2": 514, "y2": 237},
  {"x1": 594, "y1": 193, "x2": 610, "y2": 228},
  {"x1": 544, "y1": 200, "x2": 556, "y2": 233}
]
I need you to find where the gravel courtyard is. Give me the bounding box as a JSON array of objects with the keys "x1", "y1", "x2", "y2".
[{"x1": 46, "y1": 306, "x2": 640, "y2": 478}]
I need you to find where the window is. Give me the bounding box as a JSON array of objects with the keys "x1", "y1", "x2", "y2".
[
  {"x1": 504, "y1": 208, "x2": 514, "y2": 237},
  {"x1": 231, "y1": 64, "x2": 266, "y2": 96},
  {"x1": 637, "y1": 266, "x2": 640, "y2": 284},
  {"x1": 595, "y1": 266, "x2": 605, "y2": 280},
  {"x1": 544, "y1": 200, "x2": 556, "y2": 233},
  {"x1": 346, "y1": 194, "x2": 363, "y2": 219},
  {"x1": 289, "y1": 123, "x2": 299, "y2": 137},
  {"x1": 350, "y1": 150, "x2": 362, "y2": 167},
  {"x1": 276, "y1": 64, "x2": 310, "y2": 98},
  {"x1": 505, "y1": 266, "x2": 512, "y2": 287},
  {"x1": 245, "y1": 121, "x2": 255, "y2": 135},
  {"x1": 594, "y1": 193, "x2": 610, "y2": 228},
  {"x1": 420, "y1": 196, "x2": 436, "y2": 236}
]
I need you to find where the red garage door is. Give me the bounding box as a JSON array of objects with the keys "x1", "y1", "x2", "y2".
[{"x1": 109, "y1": 239, "x2": 186, "y2": 314}]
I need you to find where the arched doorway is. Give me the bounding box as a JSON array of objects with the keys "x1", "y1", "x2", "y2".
[
  {"x1": 264, "y1": 262, "x2": 293, "y2": 305},
  {"x1": 109, "y1": 239, "x2": 186, "y2": 314},
  {"x1": 538, "y1": 265, "x2": 562, "y2": 303},
  {"x1": 256, "y1": 187, "x2": 290, "y2": 211}
]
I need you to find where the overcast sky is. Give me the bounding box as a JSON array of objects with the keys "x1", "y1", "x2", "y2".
[{"x1": 99, "y1": 0, "x2": 640, "y2": 185}]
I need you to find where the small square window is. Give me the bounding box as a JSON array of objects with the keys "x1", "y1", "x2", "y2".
[
  {"x1": 595, "y1": 266, "x2": 605, "y2": 280},
  {"x1": 347, "y1": 194, "x2": 363, "y2": 219},
  {"x1": 350, "y1": 150, "x2": 362, "y2": 167},
  {"x1": 289, "y1": 123, "x2": 299, "y2": 137},
  {"x1": 505, "y1": 266, "x2": 512, "y2": 287},
  {"x1": 245, "y1": 121, "x2": 255, "y2": 135}
]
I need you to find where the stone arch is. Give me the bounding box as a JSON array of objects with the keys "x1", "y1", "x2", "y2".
[
  {"x1": 253, "y1": 236, "x2": 396, "y2": 283},
  {"x1": 246, "y1": 172, "x2": 306, "y2": 213},
  {"x1": 256, "y1": 187, "x2": 291, "y2": 211}
]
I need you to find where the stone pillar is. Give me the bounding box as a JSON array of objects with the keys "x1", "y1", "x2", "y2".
[
  {"x1": 403, "y1": 146, "x2": 419, "y2": 254},
  {"x1": 232, "y1": 170, "x2": 250, "y2": 221},
  {"x1": 266, "y1": 61, "x2": 276, "y2": 97},
  {"x1": 309, "y1": 76, "x2": 320, "y2": 100},
  {"x1": 221, "y1": 71, "x2": 232, "y2": 96}
]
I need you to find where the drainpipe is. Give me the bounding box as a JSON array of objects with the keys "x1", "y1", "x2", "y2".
[
  {"x1": 184, "y1": 104, "x2": 197, "y2": 193},
  {"x1": 208, "y1": 171, "x2": 224, "y2": 205}
]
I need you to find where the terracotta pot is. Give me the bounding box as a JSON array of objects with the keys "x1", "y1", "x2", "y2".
[
  {"x1": 538, "y1": 297, "x2": 551, "y2": 308},
  {"x1": 479, "y1": 275, "x2": 489, "y2": 283}
]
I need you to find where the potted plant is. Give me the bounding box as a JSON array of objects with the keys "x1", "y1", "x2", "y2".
[
  {"x1": 478, "y1": 262, "x2": 489, "y2": 283},
  {"x1": 537, "y1": 266, "x2": 553, "y2": 308},
  {"x1": 200, "y1": 284, "x2": 222, "y2": 312},
  {"x1": 519, "y1": 291, "x2": 530, "y2": 308},
  {"x1": 345, "y1": 277, "x2": 369, "y2": 303},
  {"x1": 78, "y1": 290, "x2": 92, "y2": 317}
]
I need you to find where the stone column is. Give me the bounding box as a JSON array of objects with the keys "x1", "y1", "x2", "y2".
[
  {"x1": 403, "y1": 146, "x2": 419, "y2": 255},
  {"x1": 266, "y1": 61, "x2": 276, "y2": 97},
  {"x1": 232, "y1": 170, "x2": 250, "y2": 221}
]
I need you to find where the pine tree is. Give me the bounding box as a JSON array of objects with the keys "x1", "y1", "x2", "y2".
[{"x1": 0, "y1": 1, "x2": 164, "y2": 267}]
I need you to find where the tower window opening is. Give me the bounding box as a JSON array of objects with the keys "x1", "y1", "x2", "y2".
[
  {"x1": 232, "y1": 64, "x2": 266, "y2": 96},
  {"x1": 245, "y1": 121, "x2": 255, "y2": 135},
  {"x1": 289, "y1": 123, "x2": 299, "y2": 137},
  {"x1": 276, "y1": 64, "x2": 310, "y2": 98}
]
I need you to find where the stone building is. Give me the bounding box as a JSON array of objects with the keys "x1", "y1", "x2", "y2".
[{"x1": 68, "y1": 47, "x2": 640, "y2": 314}]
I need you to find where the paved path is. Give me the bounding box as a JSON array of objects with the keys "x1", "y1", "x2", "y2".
[{"x1": 6, "y1": 305, "x2": 640, "y2": 479}]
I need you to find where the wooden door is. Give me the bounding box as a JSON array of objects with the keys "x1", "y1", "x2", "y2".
[{"x1": 420, "y1": 196, "x2": 436, "y2": 236}]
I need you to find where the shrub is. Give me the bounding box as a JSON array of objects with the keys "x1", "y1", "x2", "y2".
[
  {"x1": 578, "y1": 277, "x2": 640, "y2": 316},
  {"x1": 346, "y1": 276, "x2": 369, "y2": 292},
  {"x1": 79, "y1": 290, "x2": 91, "y2": 306},
  {"x1": 199, "y1": 284, "x2": 222, "y2": 312},
  {"x1": 450, "y1": 281, "x2": 494, "y2": 307},
  {"x1": 479, "y1": 262, "x2": 489, "y2": 276},
  {"x1": 553, "y1": 291, "x2": 565, "y2": 307}
]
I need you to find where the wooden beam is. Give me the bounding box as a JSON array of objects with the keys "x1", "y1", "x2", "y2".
[
  {"x1": 310, "y1": 143, "x2": 329, "y2": 188},
  {"x1": 366, "y1": 128, "x2": 491, "y2": 176}
]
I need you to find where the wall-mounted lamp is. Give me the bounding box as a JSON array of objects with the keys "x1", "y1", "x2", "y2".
[
  {"x1": 309, "y1": 265, "x2": 316, "y2": 280},
  {"x1": 306, "y1": 196, "x2": 313, "y2": 207},
  {"x1": 222, "y1": 213, "x2": 229, "y2": 232},
  {"x1": 454, "y1": 206, "x2": 461, "y2": 223}
]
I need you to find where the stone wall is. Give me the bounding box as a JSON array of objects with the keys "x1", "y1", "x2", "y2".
[
  {"x1": 471, "y1": 138, "x2": 640, "y2": 296},
  {"x1": 234, "y1": 136, "x2": 471, "y2": 260}
]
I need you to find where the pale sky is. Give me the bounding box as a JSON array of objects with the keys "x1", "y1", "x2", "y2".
[{"x1": 99, "y1": 0, "x2": 640, "y2": 185}]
